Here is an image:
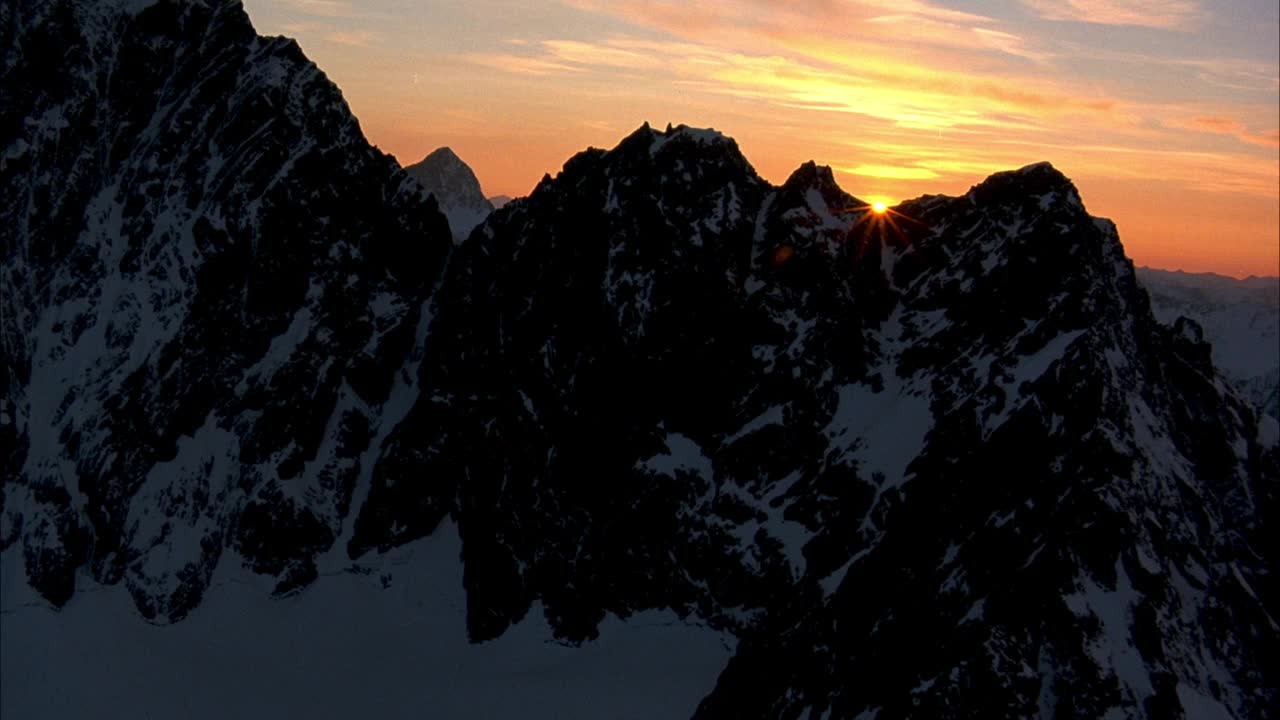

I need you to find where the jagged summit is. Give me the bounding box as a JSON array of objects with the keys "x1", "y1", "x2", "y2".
[
  {"x1": 966, "y1": 160, "x2": 1085, "y2": 210},
  {"x1": 779, "y1": 161, "x2": 864, "y2": 222},
  {"x1": 781, "y1": 161, "x2": 845, "y2": 194},
  {"x1": 645, "y1": 122, "x2": 735, "y2": 154},
  {"x1": 404, "y1": 146, "x2": 494, "y2": 243},
  {"x1": 600, "y1": 122, "x2": 753, "y2": 170}
]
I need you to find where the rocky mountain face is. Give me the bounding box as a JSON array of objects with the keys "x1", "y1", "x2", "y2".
[
  {"x1": 403, "y1": 146, "x2": 495, "y2": 243},
  {"x1": 359, "y1": 129, "x2": 1278, "y2": 718},
  {"x1": 3, "y1": 2, "x2": 1277, "y2": 719},
  {"x1": 1137, "y1": 267, "x2": 1279, "y2": 421},
  {"x1": 2, "y1": 0, "x2": 451, "y2": 619}
]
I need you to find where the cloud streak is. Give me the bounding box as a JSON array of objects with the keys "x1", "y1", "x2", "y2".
[
  {"x1": 1020, "y1": 0, "x2": 1202, "y2": 30},
  {"x1": 1166, "y1": 116, "x2": 1280, "y2": 148},
  {"x1": 563, "y1": 0, "x2": 1048, "y2": 62},
  {"x1": 465, "y1": 34, "x2": 1120, "y2": 138},
  {"x1": 280, "y1": 0, "x2": 354, "y2": 18},
  {"x1": 281, "y1": 22, "x2": 380, "y2": 47},
  {"x1": 841, "y1": 164, "x2": 940, "y2": 179}
]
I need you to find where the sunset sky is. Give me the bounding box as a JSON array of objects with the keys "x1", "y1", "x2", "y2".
[{"x1": 241, "y1": 0, "x2": 1278, "y2": 277}]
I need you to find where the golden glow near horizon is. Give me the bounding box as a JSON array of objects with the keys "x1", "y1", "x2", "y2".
[
  {"x1": 872, "y1": 201, "x2": 888, "y2": 214},
  {"x1": 242, "y1": 0, "x2": 1279, "y2": 277}
]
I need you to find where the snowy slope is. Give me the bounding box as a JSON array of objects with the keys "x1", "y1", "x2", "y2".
[
  {"x1": 0, "y1": 527, "x2": 732, "y2": 720},
  {"x1": 1138, "y1": 267, "x2": 1279, "y2": 419}
]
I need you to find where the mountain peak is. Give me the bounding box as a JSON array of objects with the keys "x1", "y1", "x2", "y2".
[
  {"x1": 404, "y1": 146, "x2": 494, "y2": 243},
  {"x1": 783, "y1": 160, "x2": 834, "y2": 187},
  {"x1": 647, "y1": 123, "x2": 732, "y2": 153},
  {"x1": 421, "y1": 146, "x2": 462, "y2": 165},
  {"x1": 967, "y1": 160, "x2": 1084, "y2": 211},
  {"x1": 613, "y1": 123, "x2": 741, "y2": 161},
  {"x1": 780, "y1": 161, "x2": 855, "y2": 201},
  {"x1": 1014, "y1": 159, "x2": 1063, "y2": 175}
]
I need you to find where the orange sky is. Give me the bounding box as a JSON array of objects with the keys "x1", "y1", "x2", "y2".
[{"x1": 242, "y1": 0, "x2": 1278, "y2": 277}]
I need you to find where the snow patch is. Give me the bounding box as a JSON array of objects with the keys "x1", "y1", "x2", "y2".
[
  {"x1": 985, "y1": 330, "x2": 1084, "y2": 434},
  {"x1": 1259, "y1": 414, "x2": 1279, "y2": 447},
  {"x1": 1, "y1": 524, "x2": 734, "y2": 719},
  {"x1": 649, "y1": 126, "x2": 728, "y2": 157},
  {"x1": 1175, "y1": 683, "x2": 1236, "y2": 720},
  {"x1": 724, "y1": 405, "x2": 786, "y2": 446},
  {"x1": 123, "y1": 413, "x2": 241, "y2": 615},
  {"x1": 1063, "y1": 560, "x2": 1154, "y2": 704},
  {"x1": 639, "y1": 433, "x2": 714, "y2": 479},
  {"x1": 826, "y1": 381, "x2": 933, "y2": 487}
]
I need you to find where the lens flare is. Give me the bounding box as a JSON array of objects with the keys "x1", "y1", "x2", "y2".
[{"x1": 872, "y1": 201, "x2": 888, "y2": 214}]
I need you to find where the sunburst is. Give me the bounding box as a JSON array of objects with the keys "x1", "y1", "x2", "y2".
[{"x1": 836, "y1": 200, "x2": 928, "y2": 250}]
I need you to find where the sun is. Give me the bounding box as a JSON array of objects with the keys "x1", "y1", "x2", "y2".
[{"x1": 871, "y1": 201, "x2": 888, "y2": 214}]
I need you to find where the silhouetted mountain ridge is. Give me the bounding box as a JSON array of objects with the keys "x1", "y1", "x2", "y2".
[{"x1": 2, "y1": 4, "x2": 1276, "y2": 719}]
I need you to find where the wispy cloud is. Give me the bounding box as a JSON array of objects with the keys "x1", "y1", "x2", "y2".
[
  {"x1": 281, "y1": 22, "x2": 378, "y2": 47},
  {"x1": 1166, "y1": 116, "x2": 1280, "y2": 147},
  {"x1": 280, "y1": 0, "x2": 354, "y2": 18},
  {"x1": 540, "y1": 40, "x2": 666, "y2": 70},
  {"x1": 468, "y1": 35, "x2": 1116, "y2": 133},
  {"x1": 841, "y1": 164, "x2": 940, "y2": 179},
  {"x1": 855, "y1": 0, "x2": 999, "y2": 25},
  {"x1": 1054, "y1": 44, "x2": 1279, "y2": 91},
  {"x1": 324, "y1": 30, "x2": 378, "y2": 47},
  {"x1": 971, "y1": 28, "x2": 1053, "y2": 63},
  {"x1": 564, "y1": 0, "x2": 1046, "y2": 62},
  {"x1": 464, "y1": 29, "x2": 1278, "y2": 204},
  {"x1": 1020, "y1": 0, "x2": 1202, "y2": 30},
  {"x1": 465, "y1": 53, "x2": 588, "y2": 76}
]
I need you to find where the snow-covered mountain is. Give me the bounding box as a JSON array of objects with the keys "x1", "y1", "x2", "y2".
[
  {"x1": 1137, "y1": 267, "x2": 1279, "y2": 420},
  {"x1": 3, "y1": 2, "x2": 1277, "y2": 719},
  {"x1": 403, "y1": 147, "x2": 495, "y2": 243},
  {"x1": 2, "y1": 0, "x2": 452, "y2": 619}
]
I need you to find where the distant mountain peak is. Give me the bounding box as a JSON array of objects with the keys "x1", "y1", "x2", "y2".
[
  {"x1": 404, "y1": 147, "x2": 494, "y2": 243},
  {"x1": 425, "y1": 145, "x2": 461, "y2": 160}
]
